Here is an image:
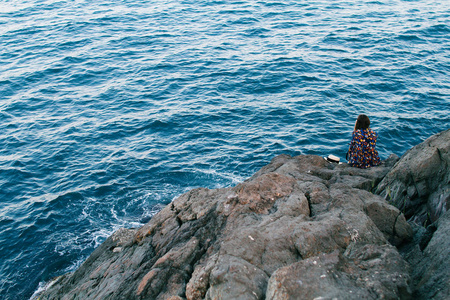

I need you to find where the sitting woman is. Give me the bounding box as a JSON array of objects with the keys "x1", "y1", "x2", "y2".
[{"x1": 347, "y1": 114, "x2": 381, "y2": 169}]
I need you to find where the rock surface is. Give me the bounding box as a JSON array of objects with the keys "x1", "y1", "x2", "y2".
[
  {"x1": 38, "y1": 130, "x2": 450, "y2": 300},
  {"x1": 401, "y1": 211, "x2": 450, "y2": 300},
  {"x1": 375, "y1": 129, "x2": 450, "y2": 300},
  {"x1": 376, "y1": 129, "x2": 449, "y2": 225}
]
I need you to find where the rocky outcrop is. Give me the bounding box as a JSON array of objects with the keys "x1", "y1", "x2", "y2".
[
  {"x1": 401, "y1": 211, "x2": 450, "y2": 300},
  {"x1": 375, "y1": 129, "x2": 450, "y2": 300},
  {"x1": 38, "y1": 130, "x2": 450, "y2": 300},
  {"x1": 376, "y1": 129, "x2": 449, "y2": 225}
]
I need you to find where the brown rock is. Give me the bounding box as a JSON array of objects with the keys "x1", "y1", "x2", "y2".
[{"x1": 38, "y1": 130, "x2": 450, "y2": 300}]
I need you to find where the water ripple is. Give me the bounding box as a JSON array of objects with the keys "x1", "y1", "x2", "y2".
[{"x1": 0, "y1": 0, "x2": 449, "y2": 299}]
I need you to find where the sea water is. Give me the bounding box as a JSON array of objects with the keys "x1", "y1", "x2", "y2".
[{"x1": 0, "y1": 0, "x2": 448, "y2": 298}]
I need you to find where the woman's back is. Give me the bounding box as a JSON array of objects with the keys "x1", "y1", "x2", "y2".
[{"x1": 348, "y1": 127, "x2": 381, "y2": 169}]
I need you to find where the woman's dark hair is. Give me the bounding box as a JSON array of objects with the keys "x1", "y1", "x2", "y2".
[{"x1": 355, "y1": 114, "x2": 370, "y2": 130}]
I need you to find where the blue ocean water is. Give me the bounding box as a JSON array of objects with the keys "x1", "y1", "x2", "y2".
[{"x1": 0, "y1": 0, "x2": 448, "y2": 298}]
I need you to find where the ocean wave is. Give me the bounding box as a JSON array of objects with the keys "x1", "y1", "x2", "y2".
[{"x1": 0, "y1": 0, "x2": 449, "y2": 299}]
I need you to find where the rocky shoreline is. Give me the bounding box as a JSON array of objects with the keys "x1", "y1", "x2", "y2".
[{"x1": 38, "y1": 129, "x2": 449, "y2": 300}]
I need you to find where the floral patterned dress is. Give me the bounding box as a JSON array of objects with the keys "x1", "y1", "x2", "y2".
[{"x1": 348, "y1": 129, "x2": 381, "y2": 169}]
